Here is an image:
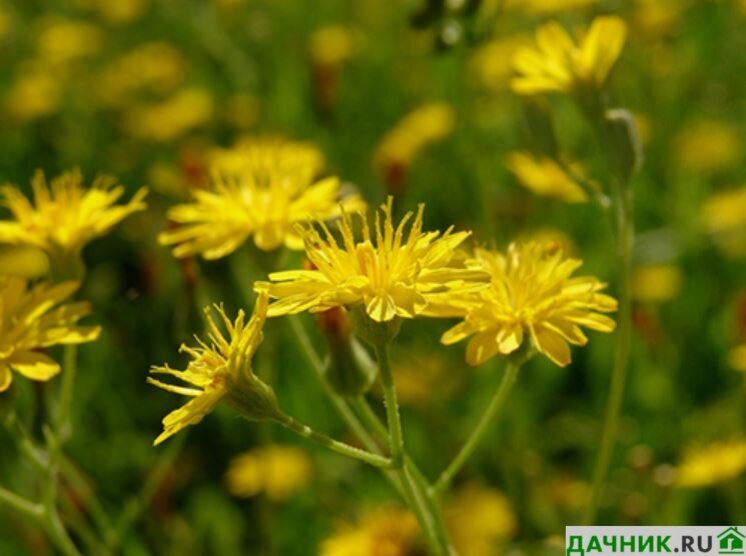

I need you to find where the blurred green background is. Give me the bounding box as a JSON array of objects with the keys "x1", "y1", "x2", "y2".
[{"x1": 1, "y1": 0, "x2": 745, "y2": 554}]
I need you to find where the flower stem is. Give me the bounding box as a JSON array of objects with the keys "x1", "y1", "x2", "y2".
[
  {"x1": 0, "y1": 486, "x2": 43, "y2": 521},
  {"x1": 432, "y1": 361, "x2": 520, "y2": 497},
  {"x1": 374, "y1": 342, "x2": 451, "y2": 556},
  {"x1": 276, "y1": 412, "x2": 393, "y2": 468},
  {"x1": 57, "y1": 344, "x2": 77, "y2": 441},
  {"x1": 584, "y1": 181, "x2": 633, "y2": 524}
]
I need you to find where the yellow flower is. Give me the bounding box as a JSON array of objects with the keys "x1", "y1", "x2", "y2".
[
  {"x1": 631, "y1": 264, "x2": 683, "y2": 302},
  {"x1": 149, "y1": 290, "x2": 275, "y2": 445},
  {"x1": 470, "y1": 35, "x2": 532, "y2": 93},
  {"x1": 320, "y1": 507, "x2": 419, "y2": 556},
  {"x1": 0, "y1": 277, "x2": 100, "y2": 392},
  {"x1": 728, "y1": 345, "x2": 746, "y2": 372},
  {"x1": 505, "y1": 152, "x2": 588, "y2": 203},
  {"x1": 159, "y1": 137, "x2": 364, "y2": 257},
  {"x1": 503, "y1": 0, "x2": 598, "y2": 15},
  {"x1": 4, "y1": 70, "x2": 61, "y2": 122},
  {"x1": 374, "y1": 102, "x2": 455, "y2": 172},
  {"x1": 512, "y1": 15, "x2": 627, "y2": 95},
  {"x1": 445, "y1": 483, "x2": 517, "y2": 556},
  {"x1": 260, "y1": 198, "x2": 489, "y2": 323},
  {"x1": 675, "y1": 439, "x2": 746, "y2": 488},
  {"x1": 674, "y1": 120, "x2": 741, "y2": 175},
  {"x1": 309, "y1": 25, "x2": 356, "y2": 67},
  {"x1": 441, "y1": 242, "x2": 617, "y2": 367},
  {"x1": 36, "y1": 18, "x2": 103, "y2": 66},
  {"x1": 225, "y1": 444, "x2": 312, "y2": 501},
  {"x1": 123, "y1": 87, "x2": 213, "y2": 142},
  {"x1": 0, "y1": 245, "x2": 49, "y2": 279},
  {"x1": 0, "y1": 170, "x2": 147, "y2": 272},
  {"x1": 701, "y1": 186, "x2": 746, "y2": 258}
]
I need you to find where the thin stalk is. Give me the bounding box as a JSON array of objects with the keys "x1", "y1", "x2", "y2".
[
  {"x1": 57, "y1": 345, "x2": 78, "y2": 441},
  {"x1": 276, "y1": 413, "x2": 393, "y2": 468},
  {"x1": 584, "y1": 182, "x2": 634, "y2": 524},
  {"x1": 432, "y1": 361, "x2": 520, "y2": 497},
  {"x1": 0, "y1": 486, "x2": 43, "y2": 520},
  {"x1": 42, "y1": 427, "x2": 81, "y2": 556},
  {"x1": 374, "y1": 342, "x2": 451, "y2": 556}
]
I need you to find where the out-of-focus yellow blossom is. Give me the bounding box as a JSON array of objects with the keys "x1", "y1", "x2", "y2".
[
  {"x1": 160, "y1": 137, "x2": 362, "y2": 257},
  {"x1": 441, "y1": 242, "x2": 617, "y2": 367},
  {"x1": 633, "y1": 0, "x2": 686, "y2": 38},
  {"x1": 124, "y1": 88, "x2": 213, "y2": 142},
  {"x1": 90, "y1": 0, "x2": 149, "y2": 24},
  {"x1": 631, "y1": 264, "x2": 683, "y2": 302},
  {"x1": 149, "y1": 290, "x2": 273, "y2": 445},
  {"x1": 471, "y1": 35, "x2": 531, "y2": 93},
  {"x1": 728, "y1": 345, "x2": 746, "y2": 372},
  {"x1": 505, "y1": 152, "x2": 588, "y2": 203},
  {"x1": 4, "y1": 70, "x2": 61, "y2": 122},
  {"x1": 225, "y1": 445, "x2": 312, "y2": 501},
  {"x1": 445, "y1": 483, "x2": 517, "y2": 556},
  {"x1": 374, "y1": 103, "x2": 455, "y2": 171},
  {"x1": 393, "y1": 353, "x2": 457, "y2": 408},
  {"x1": 634, "y1": 113, "x2": 653, "y2": 146},
  {"x1": 502, "y1": 0, "x2": 598, "y2": 15},
  {"x1": 0, "y1": 8, "x2": 12, "y2": 40},
  {"x1": 36, "y1": 18, "x2": 103, "y2": 66},
  {"x1": 309, "y1": 25, "x2": 356, "y2": 67},
  {"x1": 261, "y1": 198, "x2": 489, "y2": 323},
  {"x1": 0, "y1": 170, "x2": 147, "y2": 267},
  {"x1": 674, "y1": 120, "x2": 741, "y2": 175},
  {"x1": 0, "y1": 246, "x2": 49, "y2": 279},
  {"x1": 147, "y1": 163, "x2": 188, "y2": 199},
  {"x1": 545, "y1": 475, "x2": 590, "y2": 511},
  {"x1": 320, "y1": 507, "x2": 419, "y2": 556},
  {"x1": 96, "y1": 43, "x2": 185, "y2": 108},
  {"x1": 0, "y1": 277, "x2": 100, "y2": 392},
  {"x1": 512, "y1": 16, "x2": 627, "y2": 95},
  {"x1": 701, "y1": 186, "x2": 746, "y2": 258},
  {"x1": 675, "y1": 439, "x2": 746, "y2": 488},
  {"x1": 222, "y1": 93, "x2": 259, "y2": 130}
]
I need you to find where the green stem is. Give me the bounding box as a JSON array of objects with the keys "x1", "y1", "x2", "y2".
[
  {"x1": 42, "y1": 427, "x2": 81, "y2": 556},
  {"x1": 584, "y1": 181, "x2": 634, "y2": 525},
  {"x1": 57, "y1": 345, "x2": 78, "y2": 442},
  {"x1": 432, "y1": 361, "x2": 520, "y2": 497},
  {"x1": 276, "y1": 413, "x2": 393, "y2": 468},
  {"x1": 374, "y1": 342, "x2": 451, "y2": 556},
  {"x1": 0, "y1": 486, "x2": 43, "y2": 520}
]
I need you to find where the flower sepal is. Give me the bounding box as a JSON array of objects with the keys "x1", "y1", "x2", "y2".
[
  {"x1": 349, "y1": 305, "x2": 401, "y2": 347},
  {"x1": 225, "y1": 372, "x2": 282, "y2": 423}
]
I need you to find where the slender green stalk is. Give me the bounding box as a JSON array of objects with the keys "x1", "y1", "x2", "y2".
[
  {"x1": 42, "y1": 427, "x2": 81, "y2": 556},
  {"x1": 432, "y1": 361, "x2": 520, "y2": 497},
  {"x1": 57, "y1": 345, "x2": 78, "y2": 441},
  {"x1": 374, "y1": 342, "x2": 451, "y2": 556},
  {"x1": 584, "y1": 182, "x2": 634, "y2": 524},
  {"x1": 276, "y1": 412, "x2": 393, "y2": 468},
  {"x1": 0, "y1": 486, "x2": 43, "y2": 520}
]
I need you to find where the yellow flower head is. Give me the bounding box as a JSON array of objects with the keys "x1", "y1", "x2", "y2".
[
  {"x1": 308, "y1": 25, "x2": 356, "y2": 67},
  {"x1": 159, "y1": 137, "x2": 364, "y2": 258},
  {"x1": 225, "y1": 444, "x2": 312, "y2": 501},
  {"x1": 0, "y1": 169, "x2": 147, "y2": 265},
  {"x1": 124, "y1": 87, "x2": 213, "y2": 142},
  {"x1": 701, "y1": 185, "x2": 746, "y2": 258},
  {"x1": 260, "y1": 198, "x2": 489, "y2": 323},
  {"x1": 512, "y1": 15, "x2": 627, "y2": 95},
  {"x1": 675, "y1": 439, "x2": 746, "y2": 488},
  {"x1": 0, "y1": 277, "x2": 100, "y2": 392},
  {"x1": 149, "y1": 290, "x2": 274, "y2": 445},
  {"x1": 505, "y1": 151, "x2": 588, "y2": 203},
  {"x1": 441, "y1": 242, "x2": 617, "y2": 367},
  {"x1": 320, "y1": 507, "x2": 419, "y2": 556}
]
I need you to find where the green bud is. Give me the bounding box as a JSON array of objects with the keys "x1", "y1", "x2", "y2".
[
  {"x1": 604, "y1": 108, "x2": 644, "y2": 184},
  {"x1": 348, "y1": 305, "x2": 401, "y2": 347},
  {"x1": 224, "y1": 372, "x2": 281, "y2": 422}
]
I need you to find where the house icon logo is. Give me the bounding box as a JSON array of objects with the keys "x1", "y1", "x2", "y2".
[{"x1": 719, "y1": 527, "x2": 745, "y2": 555}]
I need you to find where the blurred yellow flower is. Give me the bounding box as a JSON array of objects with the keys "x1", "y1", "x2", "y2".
[
  {"x1": 160, "y1": 137, "x2": 363, "y2": 257},
  {"x1": 0, "y1": 8, "x2": 11, "y2": 40},
  {"x1": 0, "y1": 170, "x2": 146, "y2": 274},
  {"x1": 0, "y1": 245, "x2": 49, "y2": 279},
  {"x1": 91, "y1": 0, "x2": 149, "y2": 24},
  {"x1": 471, "y1": 35, "x2": 531, "y2": 93},
  {"x1": 674, "y1": 120, "x2": 741, "y2": 175},
  {"x1": 505, "y1": 152, "x2": 588, "y2": 203},
  {"x1": 320, "y1": 507, "x2": 419, "y2": 556},
  {"x1": 149, "y1": 290, "x2": 274, "y2": 445},
  {"x1": 728, "y1": 345, "x2": 746, "y2": 372},
  {"x1": 445, "y1": 483, "x2": 517, "y2": 556},
  {"x1": 441, "y1": 242, "x2": 617, "y2": 367},
  {"x1": 309, "y1": 25, "x2": 356, "y2": 67},
  {"x1": 631, "y1": 264, "x2": 683, "y2": 302},
  {"x1": 96, "y1": 42, "x2": 185, "y2": 108},
  {"x1": 701, "y1": 185, "x2": 746, "y2": 258},
  {"x1": 225, "y1": 444, "x2": 312, "y2": 501},
  {"x1": 0, "y1": 277, "x2": 100, "y2": 392},
  {"x1": 512, "y1": 16, "x2": 627, "y2": 95},
  {"x1": 393, "y1": 352, "x2": 457, "y2": 408},
  {"x1": 675, "y1": 439, "x2": 746, "y2": 488},
  {"x1": 261, "y1": 198, "x2": 489, "y2": 323},
  {"x1": 545, "y1": 475, "x2": 591, "y2": 511},
  {"x1": 4, "y1": 70, "x2": 61, "y2": 122},
  {"x1": 124, "y1": 87, "x2": 213, "y2": 142},
  {"x1": 36, "y1": 18, "x2": 103, "y2": 66},
  {"x1": 633, "y1": 0, "x2": 686, "y2": 38},
  {"x1": 374, "y1": 102, "x2": 455, "y2": 172},
  {"x1": 222, "y1": 93, "x2": 259, "y2": 130}
]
